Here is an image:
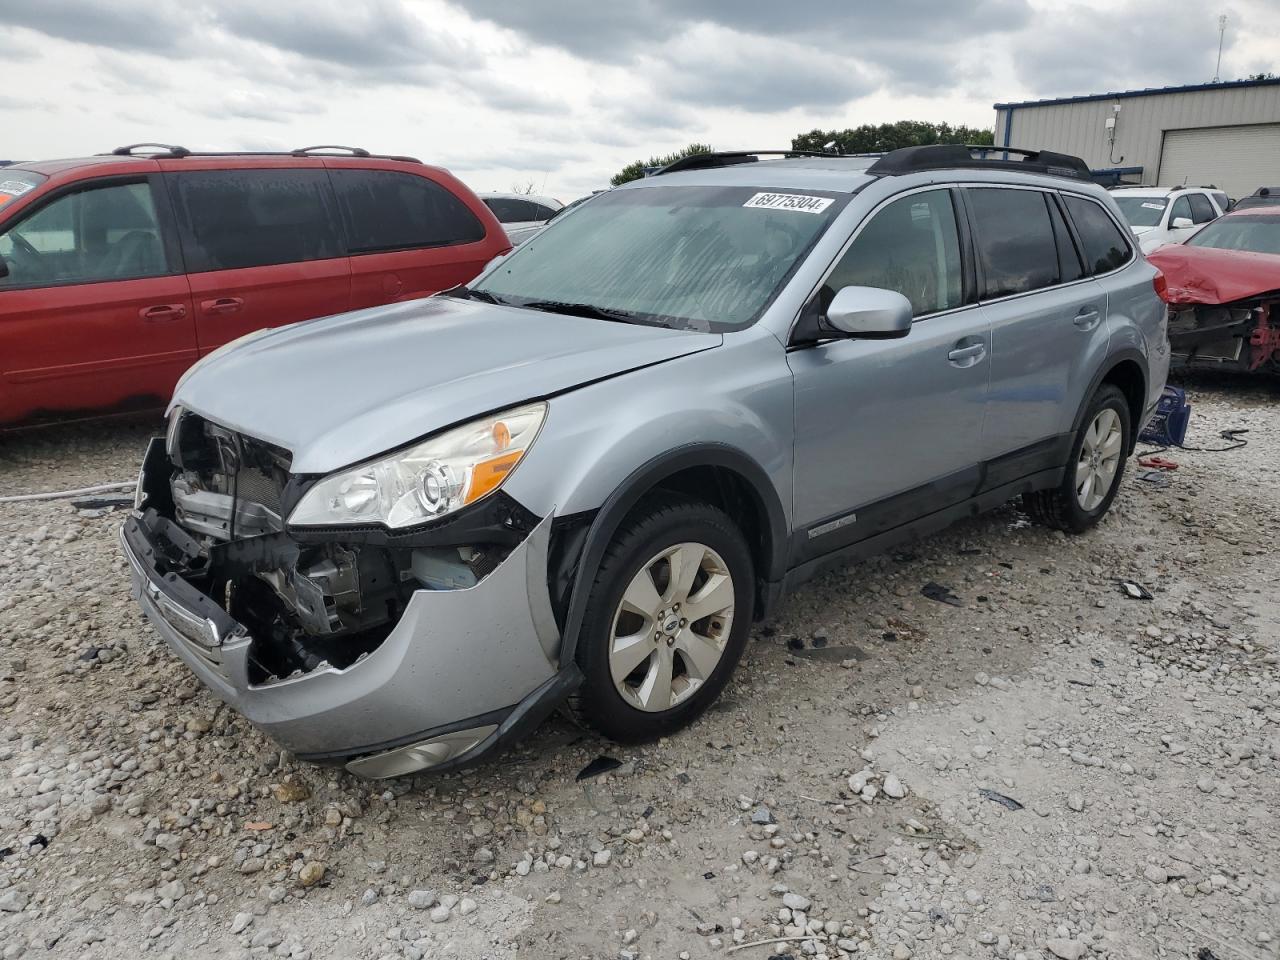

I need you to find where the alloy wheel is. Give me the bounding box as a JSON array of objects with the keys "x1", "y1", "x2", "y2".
[
  {"x1": 1075, "y1": 407, "x2": 1123, "y2": 511},
  {"x1": 608, "y1": 542, "x2": 735, "y2": 713}
]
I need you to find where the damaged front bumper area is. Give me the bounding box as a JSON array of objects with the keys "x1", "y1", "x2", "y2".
[
  {"x1": 122, "y1": 427, "x2": 578, "y2": 778},
  {"x1": 1169, "y1": 297, "x2": 1280, "y2": 372}
]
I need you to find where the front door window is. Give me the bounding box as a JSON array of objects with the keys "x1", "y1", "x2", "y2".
[{"x1": 0, "y1": 182, "x2": 166, "y2": 287}]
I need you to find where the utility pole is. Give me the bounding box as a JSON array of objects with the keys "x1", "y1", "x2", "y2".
[{"x1": 1213, "y1": 14, "x2": 1227, "y2": 82}]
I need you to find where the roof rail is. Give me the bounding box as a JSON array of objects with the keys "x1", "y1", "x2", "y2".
[
  {"x1": 290, "y1": 144, "x2": 371, "y2": 157},
  {"x1": 653, "y1": 150, "x2": 840, "y2": 176},
  {"x1": 867, "y1": 144, "x2": 1091, "y2": 181},
  {"x1": 110, "y1": 143, "x2": 190, "y2": 158},
  {"x1": 289, "y1": 144, "x2": 421, "y2": 162},
  {"x1": 102, "y1": 145, "x2": 421, "y2": 164}
]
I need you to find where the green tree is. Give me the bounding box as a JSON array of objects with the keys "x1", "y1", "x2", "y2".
[
  {"x1": 1246, "y1": 71, "x2": 1277, "y2": 80},
  {"x1": 791, "y1": 121, "x2": 994, "y2": 155},
  {"x1": 610, "y1": 143, "x2": 714, "y2": 186}
]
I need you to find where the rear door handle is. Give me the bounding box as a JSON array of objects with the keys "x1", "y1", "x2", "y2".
[
  {"x1": 947, "y1": 342, "x2": 987, "y2": 367},
  {"x1": 139, "y1": 304, "x2": 187, "y2": 323},
  {"x1": 1074, "y1": 306, "x2": 1101, "y2": 330},
  {"x1": 201, "y1": 296, "x2": 244, "y2": 315}
]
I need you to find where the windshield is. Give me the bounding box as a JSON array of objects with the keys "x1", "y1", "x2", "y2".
[
  {"x1": 1186, "y1": 215, "x2": 1280, "y2": 255},
  {"x1": 0, "y1": 170, "x2": 47, "y2": 212},
  {"x1": 1233, "y1": 196, "x2": 1280, "y2": 211},
  {"x1": 471, "y1": 184, "x2": 847, "y2": 331},
  {"x1": 1114, "y1": 196, "x2": 1168, "y2": 228}
]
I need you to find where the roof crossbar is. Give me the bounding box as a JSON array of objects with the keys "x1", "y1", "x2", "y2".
[
  {"x1": 653, "y1": 150, "x2": 840, "y2": 176},
  {"x1": 111, "y1": 143, "x2": 190, "y2": 158},
  {"x1": 867, "y1": 144, "x2": 1091, "y2": 180}
]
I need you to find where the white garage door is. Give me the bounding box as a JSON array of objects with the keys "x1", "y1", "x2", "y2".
[{"x1": 1159, "y1": 124, "x2": 1280, "y2": 199}]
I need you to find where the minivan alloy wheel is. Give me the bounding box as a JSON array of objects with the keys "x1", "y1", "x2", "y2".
[
  {"x1": 1075, "y1": 408, "x2": 1123, "y2": 511},
  {"x1": 609, "y1": 541, "x2": 735, "y2": 713}
]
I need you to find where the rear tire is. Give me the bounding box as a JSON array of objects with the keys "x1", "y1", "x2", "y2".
[
  {"x1": 1023, "y1": 384, "x2": 1131, "y2": 533},
  {"x1": 569, "y1": 495, "x2": 754, "y2": 743}
]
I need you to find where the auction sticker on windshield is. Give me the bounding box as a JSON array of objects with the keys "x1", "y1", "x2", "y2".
[
  {"x1": 743, "y1": 192, "x2": 833, "y2": 215},
  {"x1": 0, "y1": 181, "x2": 34, "y2": 197}
]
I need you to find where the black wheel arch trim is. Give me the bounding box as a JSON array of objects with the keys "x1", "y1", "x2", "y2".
[
  {"x1": 555, "y1": 442, "x2": 788, "y2": 670},
  {"x1": 1072, "y1": 347, "x2": 1148, "y2": 451}
]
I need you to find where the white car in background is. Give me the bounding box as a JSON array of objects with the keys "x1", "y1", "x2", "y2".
[
  {"x1": 1111, "y1": 185, "x2": 1227, "y2": 253},
  {"x1": 479, "y1": 193, "x2": 564, "y2": 246}
]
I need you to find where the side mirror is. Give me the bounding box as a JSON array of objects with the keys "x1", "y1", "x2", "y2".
[
  {"x1": 824, "y1": 285, "x2": 913, "y2": 339},
  {"x1": 1171, "y1": 217, "x2": 1193, "y2": 229}
]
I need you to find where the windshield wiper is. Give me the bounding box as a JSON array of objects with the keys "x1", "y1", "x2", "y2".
[
  {"x1": 516, "y1": 300, "x2": 643, "y2": 324},
  {"x1": 441, "y1": 284, "x2": 505, "y2": 305}
]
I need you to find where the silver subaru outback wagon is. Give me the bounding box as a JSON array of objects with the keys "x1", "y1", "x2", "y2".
[{"x1": 122, "y1": 145, "x2": 1169, "y2": 778}]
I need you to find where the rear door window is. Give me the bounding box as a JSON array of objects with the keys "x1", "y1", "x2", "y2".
[
  {"x1": 1061, "y1": 195, "x2": 1132, "y2": 275},
  {"x1": 330, "y1": 169, "x2": 486, "y2": 254},
  {"x1": 0, "y1": 180, "x2": 168, "y2": 287},
  {"x1": 1188, "y1": 193, "x2": 1216, "y2": 223},
  {"x1": 824, "y1": 188, "x2": 963, "y2": 317},
  {"x1": 170, "y1": 169, "x2": 342, "y2": 272},
  {"x1": 967, "y1": 187, "x2": 1059, "y2": 298}
]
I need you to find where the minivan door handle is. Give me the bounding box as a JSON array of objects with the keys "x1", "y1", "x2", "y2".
[
  {"x1": 947, "y1": 341, "x2": 987, "y2": 367},
  {"x1": 1073, "y1": 306, "x2": 1101, "y2": 330},
  {"x1": 139, "y1": 304, "x2": 187, "y2": 323},
  {"x1": 201, "y1": 296, "x2": 244, "y2": 315}
]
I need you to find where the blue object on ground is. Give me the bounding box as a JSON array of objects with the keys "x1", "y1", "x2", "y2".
[{"x1": 1139, "y1": 386, "x2": 1191, "y2": 447}]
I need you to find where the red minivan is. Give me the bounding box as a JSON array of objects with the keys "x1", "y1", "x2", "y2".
[{"x1": 0, "y1": 144, "x2": 511, "y2": 427}]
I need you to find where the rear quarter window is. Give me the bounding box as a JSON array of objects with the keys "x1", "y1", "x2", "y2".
[
  {"x1": 331, "y1": 169, "x2": 486, "y2": 254},
  {"x1": 169, "y1": 169, "x2": 343, "y2": 272},
  {"x1": 1062, "y1": 195, "x2": 1131, "y2": 274}
]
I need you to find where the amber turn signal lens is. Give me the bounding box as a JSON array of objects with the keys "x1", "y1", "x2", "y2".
[
  {"x1": 492, "y1": 420, "x2": 511, "y2": 451},
  {"x1": 465, "y1": 451, "x2": 523, "y2": 504}
]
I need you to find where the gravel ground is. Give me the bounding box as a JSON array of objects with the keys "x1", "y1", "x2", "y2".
[{"x1": 1, "y1": 375, "x2": 1277, "y2": 960}]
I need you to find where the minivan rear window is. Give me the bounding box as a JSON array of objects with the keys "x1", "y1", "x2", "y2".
[
  {"x1": 331, "y1": 169, "x2": 486, "y2": 254},
  {"x1": 170, "y1": 169, "x2": 343, "y2": 272}
]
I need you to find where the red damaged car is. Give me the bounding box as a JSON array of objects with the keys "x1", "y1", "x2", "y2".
[
  {"x1": 0, "y1": 144, "x2": 510, "y2": 428},
  {"x1": 1147, "y1": 204, "x2": 1280, "y2": 373}
]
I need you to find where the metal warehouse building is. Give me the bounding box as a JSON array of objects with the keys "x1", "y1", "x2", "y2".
[{"x1": 994, "y1": 77, "x2": 1280, "y2": 198}]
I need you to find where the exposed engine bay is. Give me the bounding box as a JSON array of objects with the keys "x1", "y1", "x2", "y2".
[{"x1": 140, "y1": 412, "x2": 537, "y2": 685}]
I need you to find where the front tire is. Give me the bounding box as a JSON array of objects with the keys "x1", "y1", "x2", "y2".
[
  {"x1": 570, "y1": 495, "x2": 754, "y2": 743},
  {"x1": 1023, "y1": 384, "x2": 1131, "y2": 533}
]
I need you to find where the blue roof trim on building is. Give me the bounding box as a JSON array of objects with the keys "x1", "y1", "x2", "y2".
[{"x1": 994, "y1": 76, "x2": 1280, "y2": 110}]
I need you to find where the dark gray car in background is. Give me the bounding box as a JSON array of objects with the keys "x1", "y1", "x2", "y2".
[{"x1": 122, "y1": 145, "x2": 1168, "y2": 778}]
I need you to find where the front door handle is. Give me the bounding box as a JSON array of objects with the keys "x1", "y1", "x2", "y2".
[
  {"x1": 1074, "y1": 306, "x2": 1101, "y2": 330},
  {"x1": 947, "y1": 342, "x2": 987, "y2": 367},
  {"x1": 139, "y1": 304, "x2": 187, "y2": 323},
  {"x1": 201, "y1": 296, "x2": 244, "y2": 315}
]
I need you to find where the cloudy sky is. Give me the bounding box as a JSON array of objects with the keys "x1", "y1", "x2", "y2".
[{"x1": 1, "y1": 0, "x2": 1276, "y2": 199}]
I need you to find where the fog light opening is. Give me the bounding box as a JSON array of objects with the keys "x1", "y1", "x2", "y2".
[{"x1": 344, "y1": 724, "x2": 498, "y2": 779}]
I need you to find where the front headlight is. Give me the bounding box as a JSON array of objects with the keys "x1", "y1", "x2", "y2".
[{"x1": 288, "y1": 403, "x2": 546, "y2": 528}]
